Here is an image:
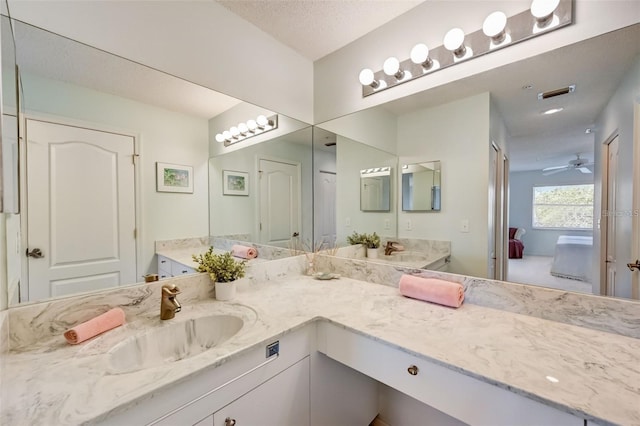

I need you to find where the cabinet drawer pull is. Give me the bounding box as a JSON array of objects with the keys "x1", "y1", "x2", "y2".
[
  {"x1": 407, "y1": 365, "x2": 419, "y2": 376},
  {"x1": 160, "y1": 260, "x2": 167, "y2": 264},
  {"x1": 225, "y1": 418, "x2": 236, "y2": 426}
]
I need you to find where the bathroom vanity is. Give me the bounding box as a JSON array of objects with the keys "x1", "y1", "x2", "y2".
[{"x1": 2, "y1": 255, "x2": 639, "y2": 426}]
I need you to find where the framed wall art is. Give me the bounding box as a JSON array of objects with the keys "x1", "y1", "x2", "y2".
[
  {"x1": 156, "y1": 162, "x2": 193, "y2": 193},
  {"x1": 222, "y1": 170, "x2": 249, "y2": 196}
]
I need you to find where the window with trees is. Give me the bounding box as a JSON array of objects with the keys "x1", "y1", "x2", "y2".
[{"x1": 532, "y1": 184, "x2": 594, "y2": 229}]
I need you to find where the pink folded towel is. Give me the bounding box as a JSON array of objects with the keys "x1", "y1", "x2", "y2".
[
  {"x1": 399, "y1": 275, "x2": 464, "y2": 308},
  {"x1": 231, "y1": 244, "x2": 258, "y2": 259},
  {"x1": 64, "y1": 307, "x2": 126, "y2": 345}
]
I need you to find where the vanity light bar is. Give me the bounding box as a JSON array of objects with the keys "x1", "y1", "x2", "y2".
[
  {"x1": 215, "y1": 114, "x2": 279, "y2": 147},
  {"x1": 359, "y1": 0, "x2": 572, "y2": 97},
  {"x1": 360, "y1": 166, "x2": 391, "y2": 177}
]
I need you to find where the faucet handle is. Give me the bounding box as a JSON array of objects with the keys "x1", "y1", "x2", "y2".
[{"x1": 162, "y1": 283, "x2": 181, "y2": 295}]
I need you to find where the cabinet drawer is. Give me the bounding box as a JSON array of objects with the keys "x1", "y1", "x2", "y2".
[
  {"x1": 171, "y1": 261, "x2": 196, "y2": 276},
  {"x1": 317, "y1": 322, "x2": 582, "y2": 426}
]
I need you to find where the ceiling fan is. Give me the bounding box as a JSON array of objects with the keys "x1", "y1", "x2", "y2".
[{"x1": 542, "y1": 154, "x2": 594, "y2": 176}]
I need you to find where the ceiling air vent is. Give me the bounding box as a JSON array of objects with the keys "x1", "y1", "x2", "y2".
[{"x1": 538, "y1": 84, "x2": 575, "y2": 100}]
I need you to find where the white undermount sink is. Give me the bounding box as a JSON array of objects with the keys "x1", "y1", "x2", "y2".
[{"x1": 107, "y1": 314, "x2": 244, "y2": 374}]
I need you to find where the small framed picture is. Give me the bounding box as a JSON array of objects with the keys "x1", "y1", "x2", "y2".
[
  {"x1": 223, "y1": 170, "x2": 249, "y2": 196},
  {"x1": 156, "y1": 162, "x2": 193, "y2": 193}
]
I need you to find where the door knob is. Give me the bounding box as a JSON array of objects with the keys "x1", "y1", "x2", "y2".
[
  {"x1": 407, "y1": 365, "x2": 419, "y2": 375},
  {"x1": 26, "y1": 248, "x2": 44, "y2": 259},
  {"x1": 627, "y1": 260, "x2": 640, "y2": 271}
]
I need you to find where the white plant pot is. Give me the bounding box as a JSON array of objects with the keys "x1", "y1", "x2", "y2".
[
  {"x1": 215, "y1": 280, "x2": 237, "y2": 301},
  {"x1": 367, "y1": 248, "x2": 378, "y2": 259}
]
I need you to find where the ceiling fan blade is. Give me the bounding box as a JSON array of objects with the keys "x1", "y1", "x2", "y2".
[
  {"x1": 543, "y1": 168, "x2": 568, "y2": 176},
  {"x1": 542, "y1": 165, "x2": 568, "y2": 171},
  {"x1": 578, "y1": 167, "x2": 592, "y2": 174}
]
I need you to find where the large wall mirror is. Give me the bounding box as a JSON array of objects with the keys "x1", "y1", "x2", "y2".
[
  {"x1": 402, "y1": 161, "x2": 441, "y2": 212},
  {"x1": 0, "y1": 17, "x2": 312, "y2": 306},
  {"x1": 313, "y1": 23, "x2": 640, "y2": 302}
]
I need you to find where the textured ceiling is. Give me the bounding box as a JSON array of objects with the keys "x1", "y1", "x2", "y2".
[{"x1": 216, "y1": 0, "x2": 425, "y2": 61}]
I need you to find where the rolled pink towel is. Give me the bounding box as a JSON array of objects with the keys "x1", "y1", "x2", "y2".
[
  {"x1": 399, "y1": 275, "x2": 464, "y2": 308},
  {"x1": 231, "y1": 244, "x2": 257, "y2": 259},
  {"x1": 64, "y1": 307, "x2": 126, "y2": 345}
]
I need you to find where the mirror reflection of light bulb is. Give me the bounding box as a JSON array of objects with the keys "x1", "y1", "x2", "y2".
[
  {"x1": 256, "y1": 115, "x2": 268, "y2": 127},
  {"x1": 215, "y1": 133, "x2": 225, "y2": 143},
  {"x1": 483, "y1": 11, "x2": 507, "y2": 43},
  {"x1": 247, "y1": 120, "x2": 257, "y2": 131},
  {"x1": 238, "y1": 123, "x2": 248, "y2": 134},
  {"x1": 230, "y1": 126, "x2": 240, "y2": 137},
  {"x1": 223, "y1": 130, "x2": 232, "y2": 140}
]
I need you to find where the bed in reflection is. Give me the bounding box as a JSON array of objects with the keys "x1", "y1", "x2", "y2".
[{"x1": 550, "y1": 235, "x2": 593, "y2": 282}]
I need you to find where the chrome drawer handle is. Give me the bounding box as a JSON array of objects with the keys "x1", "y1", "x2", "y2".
[
  {"x1": 225, "y1": 418, "x2": 236, "y2": 426},
  {"x1": 407, "y1": 365, "x2": 419, "y2": 376}
]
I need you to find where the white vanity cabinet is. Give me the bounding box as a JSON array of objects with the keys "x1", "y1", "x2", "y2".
[
  {"x1": 317, "y1": 322, "x2": 584, "y2": 426},
  {"x1": 157, "y1": 254, "x2": 196, "y2": 279},
  {"x1": 211, "y1": 357, "x2": 310, "y2": 426}
]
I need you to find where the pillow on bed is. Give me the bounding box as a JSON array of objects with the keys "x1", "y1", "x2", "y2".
[{"x1": 514, "y1": 228, "x2": 526, "y2": 240}]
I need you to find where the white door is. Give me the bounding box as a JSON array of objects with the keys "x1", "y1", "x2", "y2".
[
  {"x1": 633, "y1": 103, "x2": 640, "y2": 299},
  {"x1": 26, "y1": 119, "x2": 137, "y2": 301},
  {"x1": 316, "y1": 171, "x2": 336, "y2": 247},
  {"x1": 259, "y1": 159, "x2": 300, "y2": 247},
  {"x1": 604, "y1": 135, "x2": 620, "y2": 296}
]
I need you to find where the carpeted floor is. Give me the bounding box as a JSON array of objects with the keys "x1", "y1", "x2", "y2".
[{"x1": 507, "y1": 255, "x2": 593, "y2": 294}]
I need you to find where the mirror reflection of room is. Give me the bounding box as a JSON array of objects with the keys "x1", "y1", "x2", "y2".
[{"x1": 402, "y1": 161, "x2": 441, "y2": 211}]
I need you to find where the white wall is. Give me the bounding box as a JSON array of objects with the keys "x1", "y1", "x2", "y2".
[
  {"x1": 509, "y1": 170, "x2": 594, "y2": 257},
  {"x1": 314, "y1": 0, "x2": 640, "y2": 122},
  {"x1": 316, "y1": 107, "x2": 397, "y2": 154},
  {"x1": 21, "y1": 72, "x2": 210, "y2": 275},
  {"x1": 8, "y1": 0, "x2": 314, "y2": 123},
  {"x1": 336, "y1": 136, "x2": 396, "y2": 245},
  {"x1": 593, "y1": 55, "x2": 640, "y2": 299},
  {"x1": 209, "y1": 128, "x2": 313, "y2": 246},
  {"x1": 397, "y1": 93, "x2": 491, "y2": 278}
]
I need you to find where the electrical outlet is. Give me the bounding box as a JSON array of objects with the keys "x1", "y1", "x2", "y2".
[
  {"x1": 460, "y1": 219, "x2": 469, "y2": 233},
  {"x1": 384, "y1": 219, "x2": 390, "y2": 230},
  {"x1": 346, "y1": 217, "x2": 351, "y2": 227},
  {"x1": 405, "y1": 219, "x2": 412, "y2": 230}
]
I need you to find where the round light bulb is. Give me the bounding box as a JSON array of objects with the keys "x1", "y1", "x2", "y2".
[
  {"x1": 359, "y1": 68, "x2": 375, "y2": 86},
  {"x1": 215, "y1": 133, "x2": 225, "y2": 143},
  {"x1": 483, "y1": 11, "x2": 507, "y2": 38},
  {"x1": 256, "y1": 115, "x2": 268, "y2": 127},
  {"x1": 410, "y1": 43, "x2": 430, "y2": 64},
  {"x1": 444, "y1": 28, "x2": 465, "y2": 52},
  {"x1": 531, "y1": 0, "x2": 560, "y2": 20},
  {"x1": 238, "y1": 123, "x2": 248, "y2": 134},
  {"x1": 247, "y1": 120, "x2": 257, "y2": 131},
  {"x1": 230, "y1": 126, "x2": 240, "y2": 137},
  {"x1": 383, "y1": 57, "x2": 400, "y2": 76},
  {"x1": 223, "y1": 130, "x2": 232, "y2": 140}
]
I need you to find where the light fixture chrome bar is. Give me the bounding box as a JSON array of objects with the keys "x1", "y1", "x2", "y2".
[
  {"x1": 221, "y1": 114, "x2": 279, "y2": 147},
  {"x1": 361, "y1": 0, "x2": 572, "y2": 97}
]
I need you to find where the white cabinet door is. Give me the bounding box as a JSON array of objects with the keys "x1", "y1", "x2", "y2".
[{"x1": 213, "y1": 357, "x2": 310, "y2": 426}]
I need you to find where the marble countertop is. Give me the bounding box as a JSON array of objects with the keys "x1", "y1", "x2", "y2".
[
  {"x1": 3, "y1": 274, "x2": 640, "y2": 425},
  {"x1": 156, "y1": 246, "x2": 268, "y2": 270}
]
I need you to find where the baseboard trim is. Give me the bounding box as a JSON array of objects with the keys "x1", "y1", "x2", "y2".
[{"x1": 370, "y1": 415, "x2": 391, "y2": 426}]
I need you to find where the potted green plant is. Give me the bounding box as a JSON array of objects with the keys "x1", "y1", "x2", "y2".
[
  {"x1": 363, "y1": 232, "x2": 381, "y2": 259},
  {"x1": 346, "y1": 231, "x2": 366, "y2": 245},
  {"x1": 192, "y1": 247, "x2": 246, "y2": 301}
]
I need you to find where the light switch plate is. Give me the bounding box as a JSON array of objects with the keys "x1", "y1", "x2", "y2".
[
  {"x1": 384, "y1": 219, "x2": 390, "y2": 230},
  {"x1": 460, "y1": 219, "x2": 469, "y2": 233},
  {"x1": 405, "y1": 219, "x2": 412, "y2": 230},
  {"x1": 346, "y1": 217, "x2": 351, "y2": 227}
]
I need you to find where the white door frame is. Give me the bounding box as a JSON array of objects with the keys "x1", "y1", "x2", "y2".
[
  {"x1": 501, "y1": 154, "x2": 510, "y2": 280},
  {"x1": 20, "y1": 112, "x2": 142, "y2": 300},
  {"x1": 255, "y1": 155, "x2": 302, "y2": 245},
  {"x1": 600, "y1": 131, "x2": 619, "y2": 296}
]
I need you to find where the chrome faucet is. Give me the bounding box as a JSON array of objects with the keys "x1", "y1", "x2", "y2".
[
  {"x1": 160, "y1": 283, "x2": 181, "y2": 320},
  {"x1": 384, "y1": 241, "x2": 404, "y2": 256}
]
